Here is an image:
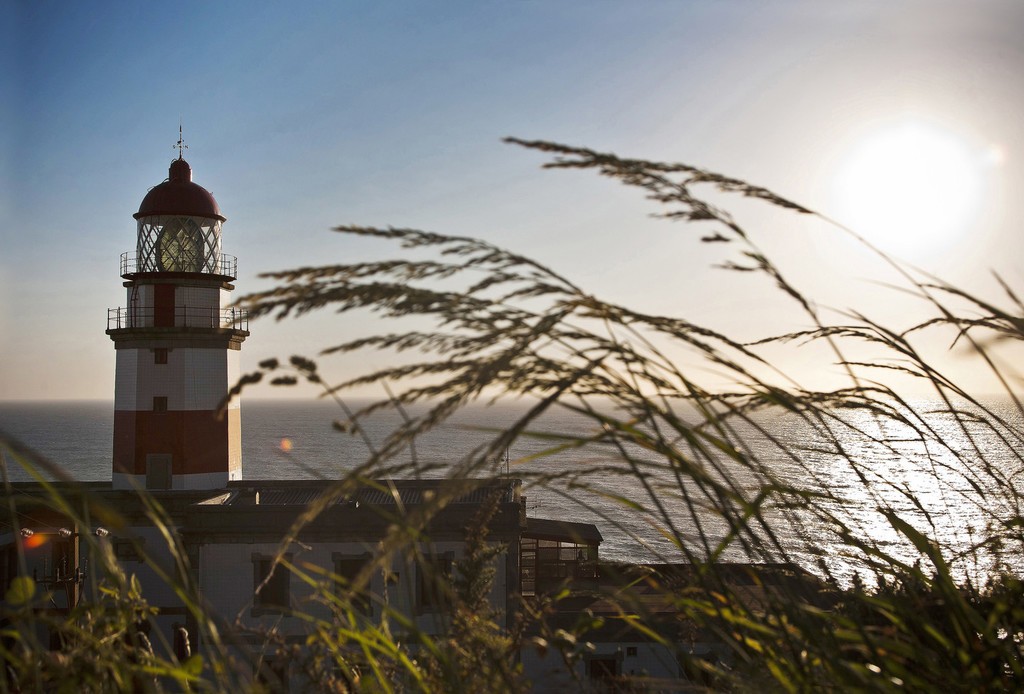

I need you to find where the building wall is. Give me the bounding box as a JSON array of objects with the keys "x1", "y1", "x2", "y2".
[
  {"x1": 521, "y1": 641, "x2": 686, "y2": 691},
  {"x1": 196, "y1": 539, "x2": 509, "y2": 637},
  {"x1": 114, "y1": 525, "x2": 192, "y2": 647},
  {"x1": 114, "y1": 348, "x2": 232, "y2": 411},
  {"x1": 121, "y1": 283, "x2": 228, "y2": 328},
  {"x1": 0, "y1": 524, "x2": 191, "y2": 661}
]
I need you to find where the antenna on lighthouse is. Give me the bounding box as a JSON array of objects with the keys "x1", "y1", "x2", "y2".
[{"x1": 174, "y1": 121, "x2": 188, "y2": 160}]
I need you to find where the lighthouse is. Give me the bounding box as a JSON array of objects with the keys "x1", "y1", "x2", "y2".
[{"x1": 107, "y1": 135, "x2": 248, "y2": 490}]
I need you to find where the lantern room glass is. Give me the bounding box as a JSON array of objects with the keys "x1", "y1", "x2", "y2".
[{"x1": 137, "y1": 215, "x2": 222, "y2": 273}]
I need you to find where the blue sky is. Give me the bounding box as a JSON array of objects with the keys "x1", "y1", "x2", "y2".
[{"x1": 3, "y1": 1, "x2": 1023, "y2": 400}]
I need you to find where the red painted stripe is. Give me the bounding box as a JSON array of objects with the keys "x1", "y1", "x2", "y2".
[
  {"x1": 113, "y1": 409, "x2": 241, "y2": 476},
  {"x1": 154, "y1": 285, "x2": 175, "y2": 327}
]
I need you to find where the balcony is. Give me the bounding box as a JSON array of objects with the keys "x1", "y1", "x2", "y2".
[
  {"x1": 120, "y1": 252, "x2": 238, "y2": 279},
  {"x1": 107, "y1": 306, "x2": 249, "y2": 331}
]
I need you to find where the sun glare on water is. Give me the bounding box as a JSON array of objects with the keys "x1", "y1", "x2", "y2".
[{"x1": 830, "y1": 119, "x2": 995, "y2": 259}]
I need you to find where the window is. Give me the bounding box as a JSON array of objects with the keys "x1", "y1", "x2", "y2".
[
  {"x1": 0, "y1": 544, "x2": 16, "y2": 598},
  {"x1": 154, "y1": 348, "x2": 168, "y2": 364},
  {"x1": 153, "y1": 396, "x2": 168, "y2": 412},
  {"x1": 521, "y1": 536, "x2": 599, "y2": 595},
  {"x1": 114, "y1": 538, "x2": 144, "y2": 562},
  {"x1": 520, "y1": 537, "x2": 537, "y2": 596},
  {"x1": 588, "y1": 656, "x2": 620, "y2": 683},
  {"x1": 255, "y1": 657, "x2": 289, "y2": 692},
  {"x1": 416, "y1": 551, "x2": 454, "y2": 613},
  {"x1": 333, "y1": 552, "x2": 373, "y2": 616},
  {"x1": 157, "y1": 217, "x2": 204, "y2": 273},
  {"x1": 253, "y1": 554, "x2": 291, "y2": 613}
]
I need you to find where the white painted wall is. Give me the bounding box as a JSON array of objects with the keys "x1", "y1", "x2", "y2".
[
  {"x1": 114, "y1": 348, "x2": 229, "y2": 411},
  {"x1": 197, "y1": 539, "x2": 508, "y2": 637}
]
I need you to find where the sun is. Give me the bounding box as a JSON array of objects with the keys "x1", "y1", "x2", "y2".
[{"x1": 830, "y1": 119, "x2": 990, "y2": 259}]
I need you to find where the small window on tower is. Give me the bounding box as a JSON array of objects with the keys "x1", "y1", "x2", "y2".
[
  {"x1": 154, "y1": 348, "x2": 168, "y2": 364},
  {"x1": 153, "y1": 396, "x2": 168, "y2": 412}
]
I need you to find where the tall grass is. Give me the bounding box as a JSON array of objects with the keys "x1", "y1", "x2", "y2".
[{"x1": 4, "y1": 140, "x2": 1024, "y2": 691}]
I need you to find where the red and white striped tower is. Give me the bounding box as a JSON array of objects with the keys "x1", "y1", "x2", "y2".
[{"x1": 107, "y1": 135, "x2": 249, "y2": 490}]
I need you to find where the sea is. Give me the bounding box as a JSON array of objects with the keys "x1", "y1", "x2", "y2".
[{"x1": 3, "y1": 397, "x2": 1023, "y2": 585}]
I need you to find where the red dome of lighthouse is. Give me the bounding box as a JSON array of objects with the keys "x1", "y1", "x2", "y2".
[{"x1": 134, "y1": 158, "x2": 226, "y2": 222}]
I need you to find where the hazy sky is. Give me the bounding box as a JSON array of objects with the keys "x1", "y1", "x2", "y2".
[{"x1": 2, "y1": 1, "x2": 1023, "y2": 401}]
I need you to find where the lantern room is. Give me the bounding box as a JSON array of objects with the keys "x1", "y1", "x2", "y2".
[{"x1": 125, "y1": 157, "x2": 234, "y2": 277}]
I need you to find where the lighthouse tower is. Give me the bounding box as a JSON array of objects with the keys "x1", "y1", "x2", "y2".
[{"x1": 107, "y1": 136, "x2": 248, "y2": 490}]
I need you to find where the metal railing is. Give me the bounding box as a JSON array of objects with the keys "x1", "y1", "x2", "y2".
[
  {"x1": 120, "y1": 252, "x2": 238, "y2": 278},
  {"x1": 107, "y1": 306, "x2": 248, "y2": 331}
]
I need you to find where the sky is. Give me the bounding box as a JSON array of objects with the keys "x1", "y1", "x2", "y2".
[{"x1": 2, "y1": 0, "x2": 1023, "y2": 401}]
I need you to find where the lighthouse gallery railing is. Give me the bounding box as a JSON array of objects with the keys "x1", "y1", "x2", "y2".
[
  {"x1": 107, "y1": 306, "x2": 249, "y2": 331},
  {"x1": 119, "y1": 252, "x2": 238, "y2": 279}
]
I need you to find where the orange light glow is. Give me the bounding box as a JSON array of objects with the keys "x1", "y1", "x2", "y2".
[
  {"x1": 23, "y1": 534, "x2": 48, "y2": 550},
  {"x1": 279, "y1": 438, "x2": 294, "y2": 452}
]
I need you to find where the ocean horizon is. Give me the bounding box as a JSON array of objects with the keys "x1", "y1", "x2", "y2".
[{"x1": 3, "y1": 396, "x2": 1023, "y2": 581}]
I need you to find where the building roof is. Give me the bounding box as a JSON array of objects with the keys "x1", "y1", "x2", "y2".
[
  {"x1": 528, "y1": 562, "x2": 832, "y2": 643},
  {"x1": 2, "y1": 478, "x2": 529, "y2": 543},
  {"x1": 525, "y1": 517, "x2": 603, "y2": 543},
  {"x1": 228, "y1": 479, "x2": 521, "y2": 507},
  {"x1": 134, "y1": 158, "x2": 225, "y2": 222}
]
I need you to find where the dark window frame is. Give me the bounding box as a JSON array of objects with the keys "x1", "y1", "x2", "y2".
[
  {"x1": 332, "y1": 551, "x2": 374, "y2": 617},
  {"x1": 255, "y1": 656, "x2": 289, "y2": 692},
  {"x1": 521, "y1": 536, "x2": 599, "y2": 595},
  {"x1": 114, "y1": 538, "x2": 145, "y2": 563},
  {"x1": 1, "y1": 544, "x2": 17, "y2": 598},
  {"x1": 415, "y1": 551, "x2": 455, "y2": 614},
  {"x1": 587, "y1": 655, "x2": 621, "y2": 682},
  {"x1": 252, "y1": 553, "x2": 292, "y2": 615}
]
